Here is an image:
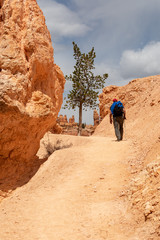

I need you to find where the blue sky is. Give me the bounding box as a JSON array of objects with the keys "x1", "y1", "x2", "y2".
[{"x1": 37, "y1": 0, "x2": 160, "y2": 124}]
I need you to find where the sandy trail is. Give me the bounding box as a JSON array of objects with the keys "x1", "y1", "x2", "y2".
[{"x1": 0, "y1": 136, "x2": 136, "y2": 240}]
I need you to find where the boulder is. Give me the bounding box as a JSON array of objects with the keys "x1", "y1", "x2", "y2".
[{"x1": 0, "y1": 0, "x2": 65, "y2": 184}]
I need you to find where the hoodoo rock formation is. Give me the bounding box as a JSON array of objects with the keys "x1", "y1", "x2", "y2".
[
  {"x1": 93, "y1": 109, "x2": 100, "y2": 127},
  {"x1": 57, "y1": 115, "x2": 78, "y2": 136},
  {"x1": 0, "y1": 0, "x2": 65, "y2": 187},
  {"x1": 56, "y1": 114, "x2": 96, "y2": 136}
]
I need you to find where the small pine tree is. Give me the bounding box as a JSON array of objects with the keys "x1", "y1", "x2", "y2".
[{"x1": 64, "y1": 42, "x2": 108, "y2": 134}]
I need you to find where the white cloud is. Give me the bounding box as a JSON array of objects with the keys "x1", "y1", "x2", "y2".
[
  {"x1": 93, "y1": 62, "x2": 129, "y2": 87},
  {"x1": 37, "y1": 0, "x2": 90, "y2": 40},
  {"x1": 120, "y1": 41, "x2": 160, "y2": 78}
]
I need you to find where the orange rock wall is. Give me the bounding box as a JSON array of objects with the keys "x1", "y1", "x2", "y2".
[
  {"x1": 96, "y1": 75, "x2": 160, "y2": 157},
  {"x1": 0, "y1": 0, "x2": 65, "y2": 182},
  {"x1": 99, "y1": 75, "x2": 160, "y2": 119}
]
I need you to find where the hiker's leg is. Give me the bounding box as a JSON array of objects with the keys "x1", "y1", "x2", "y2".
[
  {"x1": 119, "y1": 122, "x2": 123, "y2": 140},
  {"x1": 113, "y1": 118, "x2": 121, "y2": 140},
  {"x1": 118, "y1": 117, "x2": 124, "y2": 140}
]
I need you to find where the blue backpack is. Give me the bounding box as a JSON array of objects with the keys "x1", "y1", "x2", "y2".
[{"x1": 113, "y1": 101, "x2": 124, "y2": 117}]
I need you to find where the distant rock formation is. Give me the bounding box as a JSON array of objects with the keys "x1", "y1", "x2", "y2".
[
  {"x1": 57, "y1": 115, "x2": 78, "y2": 136},
  {"x1": 0, "y1": 0, "x2": 65, "y2": 184},
  {"x1": 56, "y1": 114, "x2": 95, "y2": 136},
  {"x1": 93, "y1": 110, "x2": 100, "y2": 127},
  {"x1": 69, "y1": 115, "x2": 75, "y2": 124},
  {"x1": 81, "y1": 125, "x2": 95, "y2": 136}
]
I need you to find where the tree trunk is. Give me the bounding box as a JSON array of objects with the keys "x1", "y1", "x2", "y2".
[{"x1": 78, "y1": 102, "x2": 82, "y2": 136}]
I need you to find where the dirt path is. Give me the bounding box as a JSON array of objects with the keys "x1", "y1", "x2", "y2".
[{"x1": 0, "y1": 136, "x2": 136, "y2": 240}]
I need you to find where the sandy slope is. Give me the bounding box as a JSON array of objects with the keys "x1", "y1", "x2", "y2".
[{"x1": 0, "y1": 135, "x2": 138, "y2": 240}]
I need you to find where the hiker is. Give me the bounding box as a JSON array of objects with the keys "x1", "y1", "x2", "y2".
[{"x1": 109, "y1": 98, "x2": 126, "y2": 141}]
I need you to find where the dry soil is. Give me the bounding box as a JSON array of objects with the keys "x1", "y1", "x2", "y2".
[{"x1": 0, "y1": 134, "x2": 139, "y2": 240}]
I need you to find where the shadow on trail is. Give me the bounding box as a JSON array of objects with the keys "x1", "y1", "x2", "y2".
[
  {"x1": 0, "y1": 156, "x2": 48, "y2": 197},
  {"x1": 111, "y1": 139, "x2": 128, "y2": 142},
  {"x1": 0, "y1": 134, "x2": 75, "y2": 198}
]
